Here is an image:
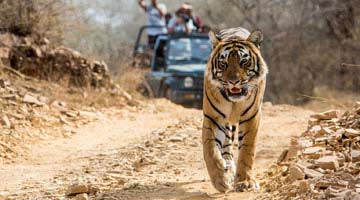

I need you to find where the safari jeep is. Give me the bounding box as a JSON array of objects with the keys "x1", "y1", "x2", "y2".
[{"x1": 144, "y1": 33, "x2": 211, "y2": 107}]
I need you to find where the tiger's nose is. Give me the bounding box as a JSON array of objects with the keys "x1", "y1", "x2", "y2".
[{"x1": 228, "y1": 80, "x2": 240, "y2": 85}]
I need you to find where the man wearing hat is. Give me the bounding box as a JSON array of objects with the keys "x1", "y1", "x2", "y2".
[{"x1": 167, "y1": 3, "x2": 196, "y2": 34}]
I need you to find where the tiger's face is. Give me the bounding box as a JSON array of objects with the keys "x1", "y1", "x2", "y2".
[{"x1": 207, "y1": 30, "x2": 267, "y2": 102}]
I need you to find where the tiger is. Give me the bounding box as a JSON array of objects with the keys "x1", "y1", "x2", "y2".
[{"x1": 202, "y1": 27, "x2": 268, "y2": 192}]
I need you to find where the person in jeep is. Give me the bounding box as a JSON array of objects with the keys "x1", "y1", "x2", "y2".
[
  {"x1": 167, "y1": 3, "x2": 196, "y2": 34},
  {"x1": 138, "y1": 0, "x2": 167, "y2": 47}
]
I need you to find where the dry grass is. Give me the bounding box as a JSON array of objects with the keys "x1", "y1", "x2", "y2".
[
  {"x1": 303, "y1": 86, "x2": 359, "y2": 112},
  {"x1": 114, "y1": 66, "x2": 150, "y2": 100}
]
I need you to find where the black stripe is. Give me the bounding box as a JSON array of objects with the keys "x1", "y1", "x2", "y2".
[
  {"x1": 238, "y1": 131, "x2": 249, "y2": 142},
  {"x1": 204, "y1": 114, "x2": 231, "y2": 139},
  {"x1": 204, "y1": 114, "x2": 225, "y2": 132},
  {"x1": 241, "y1": 88, "x2": 258, "y2": 116},
  {"x1": 215, "y1": 138, "x2": 222, "y2": 147},
  {"x1": 220, "y1": 89, "x2": 231, "y2": 102},
  {"x1": 223, "y1": 143, "x2": 232, "y2": 148},
  {"x1": 222, "y1": 152, "x2": 233, "y2": 157},
  {"x1": 238, "y1": 135, "x2": 244, "y2": 141},
  {"x1": 205, "y1": 89, "x2": 226, "y2": 118},
  {"x1": 239, "y1": 109, "x2": 259, "y2": 125}
]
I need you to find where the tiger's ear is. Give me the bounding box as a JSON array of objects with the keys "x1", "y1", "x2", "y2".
[
  {"x1": 208, "y1": 30, "x2": 220, "y2": 49},
  {"x1": 247, "y1": 30, "x2": 263, "y2": 48}
]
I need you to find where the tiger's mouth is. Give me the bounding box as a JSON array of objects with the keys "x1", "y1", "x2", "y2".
[{"x1": 228, "y1": 87, "x2": 248, "y2": 97}]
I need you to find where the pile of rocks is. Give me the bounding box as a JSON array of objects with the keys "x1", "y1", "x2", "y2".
[
  {"x1": 261, "y1": 103, "x2": 360, "y2": 199},
  {"x1": 0, "y1": 74, "x2": 101, "y2": 161},
  {"x1": 0, "y1": 33, "x2": 112, "y2": 88}
]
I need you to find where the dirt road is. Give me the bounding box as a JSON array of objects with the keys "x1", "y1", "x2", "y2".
[{"x1": 0, "y1": 99, "x2": 313, "y2": 199}]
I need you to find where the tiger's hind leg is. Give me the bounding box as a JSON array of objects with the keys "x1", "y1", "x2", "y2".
[
  {"x1": 202, "y1": 116, "x2": 235, "y2": 192},
  {"x1": 234, "y1": 112, "x2": 261, "y2": 192}
]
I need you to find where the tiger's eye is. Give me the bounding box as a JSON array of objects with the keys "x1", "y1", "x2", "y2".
[
  {"x1": 247, "y1": 71, "x2": 255, "y2": 76},
  {"x1": 219, "y1": 59, "x2": 227, "y2": 68}
]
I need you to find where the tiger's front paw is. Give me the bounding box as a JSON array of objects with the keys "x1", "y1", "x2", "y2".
[
  {"x1": 208, "y1": 158, "x2": 234, "y2": 192},
  {"x1": 212, "y1": 175, "x2": 232, "y2": 193},
  {"x1": 234, "y1": 179, "x2": 260, "y2": 192}
]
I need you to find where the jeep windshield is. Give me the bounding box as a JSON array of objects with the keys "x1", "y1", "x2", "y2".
[{"x1": 167, "y1": 37, "x2": 211, "y2": 65}]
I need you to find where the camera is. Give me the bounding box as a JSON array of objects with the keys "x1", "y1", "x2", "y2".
[{"x1": 180, "y1": 14, "x2": 190, "y2": 23}]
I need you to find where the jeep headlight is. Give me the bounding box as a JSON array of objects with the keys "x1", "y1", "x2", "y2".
[{"x1": 184, "y1": 76, "x2": 194, "y2": 88}]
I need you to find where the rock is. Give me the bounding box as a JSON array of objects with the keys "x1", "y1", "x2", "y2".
[
  {"x1": 74, "y1": 193, "x2": 88, "y2": 200},
  {"x1": 303, "y1": 147, "x2": 324, "y2": 155},
  {"x1": 39, "y1": 37, "x2": 50, "y2": 45},
  {"x1": 296, "y1": 161, "x2": 313, "y2": 169},
  {"x1": 66, "y1": 184, "x2": 88, "y2": 196},
  {"x1": 1, "y1": 114, "x2": 11, "y2": 128},
  {"x1": 298, "y1": 138, "x2": 313, "y2": 148},
  {"x1": 38, "y1": 96, "x2": 48, "y2": 104},
  {"x1": 289, "y1": 165, "x2": 305, "y2": 181},
  {"x1": 88, "y1": 185, "x2": 100, "y2": 194},
  {"x1": 59, "y1": 115, "x2": 71, "y2": 125},
  {"x1": 308, "y1": 125, "x2": 330, "y2": 136},
  {"x1": 315, "y1": 156, "x2": 339, "y2": 170},
  {"x1": 322, "y1": 127, "x2": 333, "y2": 135},
  {"x1": 169, "y1": 136, "x2": 183, "y2": 142},
  {"x1": 285, "y1": 144, "x2": 301, "y2": 161},
  {"x1": 332, "y1": 129, "x2": 345, "y2": 140},
  {"x1": 31, "y1": 46, "x2": 42, "y2": 57},
  {"x1": 344, "y1": 129, "x2": 360, "y2": 138},
  {"x1": 64, "y1": 111, "x2": 78, "y2": 118},
  {"x1": 324, "y1": 188, "x2": 352, "y2": 198},
  {"x1": 315, "y1": 180, "x2": 332, "y2": 189},
  {"x1": 303, "y1": 168, "x2": 323, "y2": 178},
  {"x1": 23, "y1": 94, "x2": 42, "y2": 106},
  {"x1": 0, "y1": 79, "x2": 10, "y2": 88},
  {"x1": 351, "y1": 150, "x2": 360, "y2": 162},
  {"x1": 298, "y1": 180, "x2": 310, "y2": 193},
  {"x1": 277, "y1": 149, "x2": 288, "y2": 163},
  {"x1": 51, "y1": 100, "x2": 67, "y2": 108},
  {"x1": 308, "y1": 118, "x2": 320, "y2": 126},
  {"x1": 310, "y1": 110, "x2": 340, "y2": 120},
  {"x1": 122, "y1": 90, "x2": 133, "y2": 101}
]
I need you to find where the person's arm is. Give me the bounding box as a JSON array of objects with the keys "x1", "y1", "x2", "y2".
[
  {"x1": 185, "y1": 23, "x2": 191, "y2": 34},
  {"x1": 138, "y1": 0, "x2": 147, "y2": 12},
  {"x1": 185, "y1": 20, "x2": 194, "y2": 34},
  {"x1": 154, "y1": 4, "x2": 166, "y2": 17},
  {"x1": 167, "y1": 18, "x2": 176, "y2": 33},
  {"x1": 167, "y1": 22, "x2": 176, "y2": 33}
]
